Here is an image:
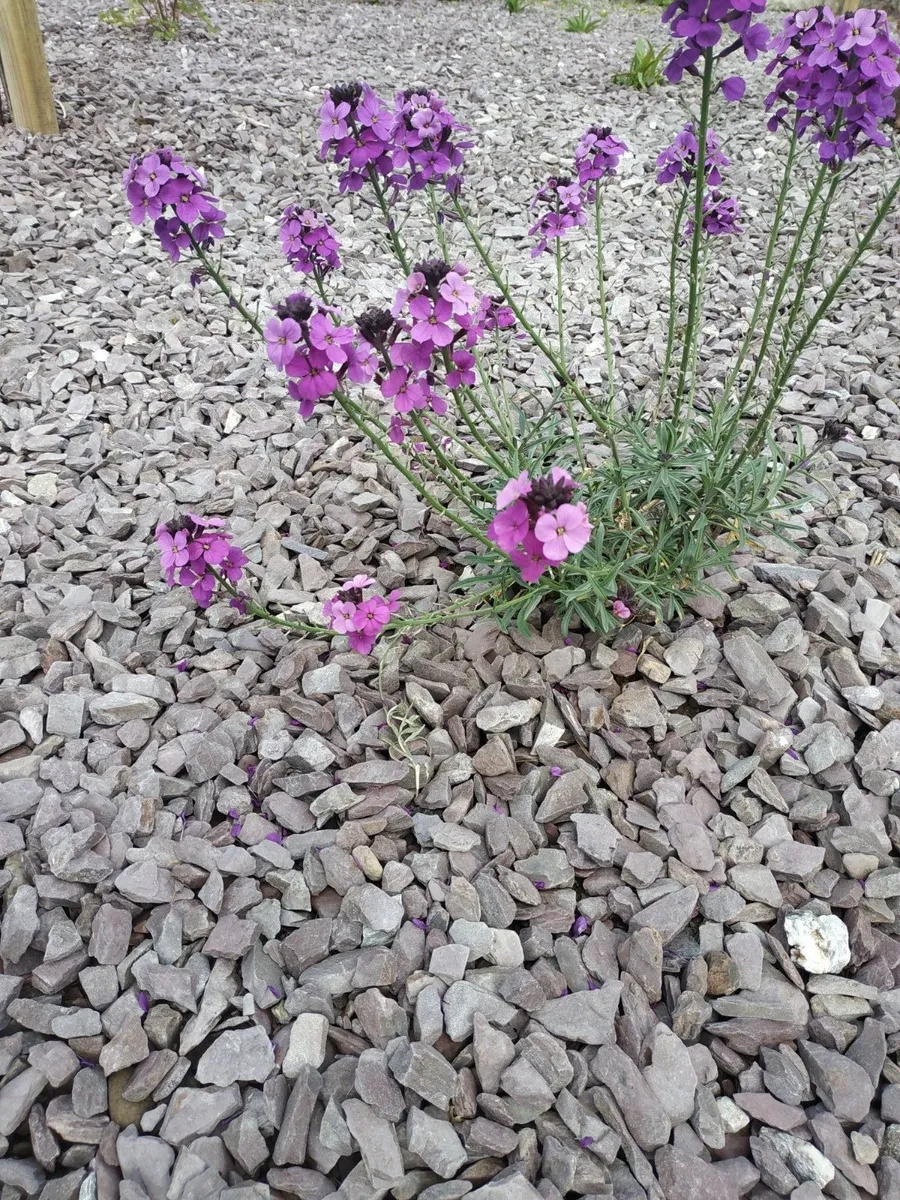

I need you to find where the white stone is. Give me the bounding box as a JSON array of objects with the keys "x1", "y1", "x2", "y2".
[
  {"x1": 283, "y1": 1013, "x2": 329, "y2": 1076},
  {"x1": 717, "y1": 1095, "x2": 749, "y2": 1133},
  {"x1": 759, "y1": 1130, "x2": 835, "y2": 1188},
  {"x1": 783, "y1": 909, "x2": 851, "y2": 975}
]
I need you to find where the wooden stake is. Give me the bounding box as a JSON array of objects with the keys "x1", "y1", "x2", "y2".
[{"x1": 0, "y1": 0, "x2": 58, "y2": 135}]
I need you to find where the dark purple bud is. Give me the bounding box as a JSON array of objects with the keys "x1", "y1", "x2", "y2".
[
  {"x1": 267, "y1": 984, "x2": 281, "y2": 998},
  {"x1": 787, "y1": 749, "x2": 799, "y2": 760},
  {"x1": 246, "y1": 764, "x2": 256, "y2": 779},
  {"x1": 579, "y1": 1136, "x2": 594, "y2": 1148},
  {"x1": 176, "y1": 659, "x2": 189, "y2": 672},
  {"x1": 231, "y1": 823, "x2": 243, "y2": 837},
  {"x1": 697, "y1": 681, "x2": 708, "y2": 691},
  {"x1": 535, "y1": 880, "x2": 546, "y2": 890},
  {"x1": 571, "y1": 915, "x2": 589, "y2": 937},
  {"x1": 412, "y1": 917, "x2": 427, "y2": 930},
  {"x1": 289, "y1": 718, "x2": 302, "y2": 727},
  {"x1": 137, "y1": 991, "x2": 150, "y2": 1014}
]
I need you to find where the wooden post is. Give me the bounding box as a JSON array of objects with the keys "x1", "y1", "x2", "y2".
[{"x1": 0, "y1": 0, "x2": 58, "y2": 134}]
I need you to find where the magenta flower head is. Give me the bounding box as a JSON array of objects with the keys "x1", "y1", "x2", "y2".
[
  {"x1": 765, "y1": 7, "x2": 900, "y2": 162},
  {"x1": 390, "y1": 86, "x2": 472, "y2": 194},
  {"x1": 656, "y1": 122, "x2": 730, "y2": 187},
  {"x1": 612, "y1": 599, "x2": 632, "y2": 620},
  {"x1": 687, "y1": 190, "x2": 744, "y2": 237},
  {"x1": 529, "y1": 176, "x2": 586, "y2": 256},
  {"x1": 123, "y1": 148, "x2": 226, "y2": 263},
  {"x1": 266, "y1": 292, "x2": 376, "y2": 420},
  {"x1": 280, "y1": 205, "x2": 342, "y2": 276},
  {"x1": 575, "y1": 125, "x2": 628, "y2": 199},
  {"x1": 318, "y1": 81, "x2": 396, "y2": 194},
  {"x1": 661, "y1": 0, "x2": 770, "y2": 89},
  {"x1": 487, "y1": 468, "x2": 593, "y2": 583},
  {"x1": 155, "y1": 513, "x2": 248, "y2": 609},
  {"x1": 323, "y1": 577, "x2": 401, "y2": 655}
]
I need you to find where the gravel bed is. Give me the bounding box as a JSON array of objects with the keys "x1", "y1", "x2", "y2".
[{"x1": 2, "y1": 1, "x2": 900, "y2": 1199}]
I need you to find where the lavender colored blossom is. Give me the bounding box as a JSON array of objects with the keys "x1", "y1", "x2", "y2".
[
  {"x1": 656, "y1": 123, "x2": 730, "y2": 186},
  {"x1": 390, "y1": 86, "x2": 472, "y2": 194},
  {"x1": 488, "y1": 467, "x2": 592, "y2": 583},
  {"x1": 661, "y1": 0, "x2": 770, "y2": 91},
  {"x1": 279, "y1": 205, "x2": 342, "y2": 275},
  {"x1": 574, "y1": 125, "x2": 628, "y2": 199},
  {"x1": 318, "y1": 81, "x2": 396, "y2": 194},
  {"x1": 765, "y1": 7, "x2": 900, "y2": 162},
  {"x1": 323, "y1": 576, "x2": 401, "y2": 655},
  {"x1": 156, "y1": 513, "x2": 248, "y2": 609},
  {"x1": 528, "y1": 176, "x2": 586, "y2": 256},
  {"x1": 123, "y1": 148, "x2": 226, "y2": 263},
  {"x1": 687, "y1": 190, "x2": 744, "y2": 236},
  {"x1": 264, "y1": 291, "x2": 377, "y2": 419}
]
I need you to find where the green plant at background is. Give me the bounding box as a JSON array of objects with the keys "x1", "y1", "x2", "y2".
[
  {"x1": 505, "y1": 0, "x2": 527, "y2": 12},
  {"x1": 612, "y1": 37, "x2": 667, "y2": 88},
  {"x1": 564, "y1": 6, "x2": 602, "y2": 31},
  {"x1": 100, "y1": 0, "x2": 216, "y2": 40}
]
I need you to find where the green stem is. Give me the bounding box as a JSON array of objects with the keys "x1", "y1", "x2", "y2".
[
  {"x1": 744, "y1": 168, "x2": 900, "y2": 461},
  {"x1": 452, "y1": 195, "x2": 612, "y2": 433},
  {"x1": 428, "y1": 184, "x2": 450, "y2": 259},
  {"x1": 187, "y1": 231, "x2": 263, "y2": 335},
  {"x1": 733, "y1": 158, "x2": 831, "y2": 419},
  {"x1": 718, "y1": 125, "x2": 799, "y2": 415},
  {"x1": 555, "y1": 237, "x2": 566, "y2": 366},
  {"x1": 367, "y1": 167, "x2": 411, "y2": 274},
  {"x1": 594, "y1": 191, "x2": 617, "y2": 415},
  {"x1": 656, "y1": 187, "x2": 690, "y2": 417},
  {"x1": 674, "y1": 49, "x2": 714, "y2": 416}
]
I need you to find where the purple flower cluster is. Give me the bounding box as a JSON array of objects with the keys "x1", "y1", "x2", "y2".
[
  {"x1": 766, "y1": 7, "x2": 900, "y2": 162},
  {"x1": 264, "y1": 292, "x2": 376, "y2": 418},
  {"x1": 574, "y1": 125, "x2": 629, "y2": 200},
  {"x1": 358, "y1": 259, "x2": 488, "y2": 444},
  {"x1": 123, "y1": 149, "x2": 226, "y2": 263},
  {"x1": 390, "y1": 86, "x2": 472, "y2": 194},
  {"x1": 656, "y1": 122, "x2": 730, "y2": 185},
  {"x1": 687, "y1": 189, "x2": 744, "y2": 236},
  {"x1": 488, "y1": 468, "x2": 593, "y2": 583},
  {"x1": 318, "y1": 82, "x2": 395, "y2": 194},
  {"x1": 529, "y1": 176, "x2": 586, "y2": 256},
  {"x1": 662, "y1": 0, "x2": 770, "y2": 88},
  {"x1": 317, "y1": 81, "x2": 470, "y2": 197},
  {"x1": 323, "y1": 574, "x2": 401, "y2": 654},
  {"x1": 279, "y1": 206, "x2": 342, "y2": 276},
  {"x1": 156, "y1": 514, "x2": 248, "y2": 608}
]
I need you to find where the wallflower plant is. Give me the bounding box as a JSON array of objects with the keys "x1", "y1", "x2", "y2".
[{"x1": 129, "y1": 8, "x2": 900, "y2": 655}]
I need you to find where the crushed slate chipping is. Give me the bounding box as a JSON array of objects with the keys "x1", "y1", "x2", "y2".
[{"x1": 2, "y1": 0, "x2": 900, "y2": 1199}]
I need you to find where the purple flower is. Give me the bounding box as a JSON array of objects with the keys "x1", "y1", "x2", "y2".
[
  {"x1": 487, "y1": 467, "x2": 592, "y2": 584},
  {"x1": 176, "y1": 658, "x2": 189, "y2": 672},
  {"x1": 124, "y1": 148, "x2": 226, "y2": 261},
  {"x1": 656, "y1": 122, "x2": 730, "y2": 187},
  {"x1": 265, "y1": 316, "x2": 303, "y2": 370},
  {"x1": 529, "y1": 176, "x2": 586, "y2": 256},
  {"x1": 550, "y1": 765, "x2": 563, "y2": 777},
  {"x1": 411, "y1": 917, "x2": 427, "y2": 930},
  {"x1": 571, "y1": 915, "x2": 589, "y2": 937},
  {"x1": 721, "y1": 74, "x2": 746, "y2": 100},
  {"x1": 280, "y1": 205, "x2": 342, "y2": 276},
  {"x1": 155, "y1": 513, "x2": 248, "y2": 609},
  {"x1": 266, "y1": 831, "x2": 283, "y2": 843},
  {"x1": 323, "y1": 577, "x2": 401, "y2": 656},
  {"x1": 574, "y1": 125, "x2": 628, "y2": 200},
  {"x1": 765, "y1": 7, "x2": 900, "y2": 162},
  {"x1": 686, "y1": 190, "x2": 744, "y2": 237},
  {"x1": 578, "y1": 1137, "x2": 594, "y2": 1149},
  {"x1": 390, "y1": 86, "x2": 472, "y2": 194},
  {"x1": 137, "y1": 991, "x2": 150, "y2": 1014},
  {"x1": 267, "y1": 984, "x2": 282, "y2": 998},
  {"x1": 661, "y1": 0, "x2": 770, "y2": 85}
]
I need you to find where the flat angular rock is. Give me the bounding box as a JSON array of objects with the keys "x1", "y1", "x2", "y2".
[
  {"x1": 342, "y1": 1098, "x2": 404, "y2": 1187},
  {"x1": 629, "y1": 886, "x2": 698, "y2": 945},
  {"x1": 196, "y1": 1026, "x2": 275, "y2": 1085},
  {"x1": 799, "y1": 1040, "x2": 876, "y2": 1121},
  {"x1": 273, "y1": 1066, "x2": 322, "y2": 1166},
  {"x1": 591, "y1": 1044, "x2": 672, "y2": 1150},
  {"x1": 407, "y1": 1108, "x2": 467, "y2": 1179},
  {"x1": 158, "y1": 1083, "x2": 242, "y2": 1146},
  {"x1": 642, "y1": 1025, "x2": 697, "y2": 1123},
  {"x1": 723, "y1": 634, "x2": 794, "y2": 711},
  {"x1": 0, "y1": 1066, "x2": 47, "y2": 1137},
  {"x1": 655, "y1": 1144, "x2": 739, "y2": 1200},
  {"x1": 388, "y1": 1038, "x2": 457, "y2": 1110},
  {"x1": 533, "y1": 981, "x2": 622, "y2": 1044}
]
